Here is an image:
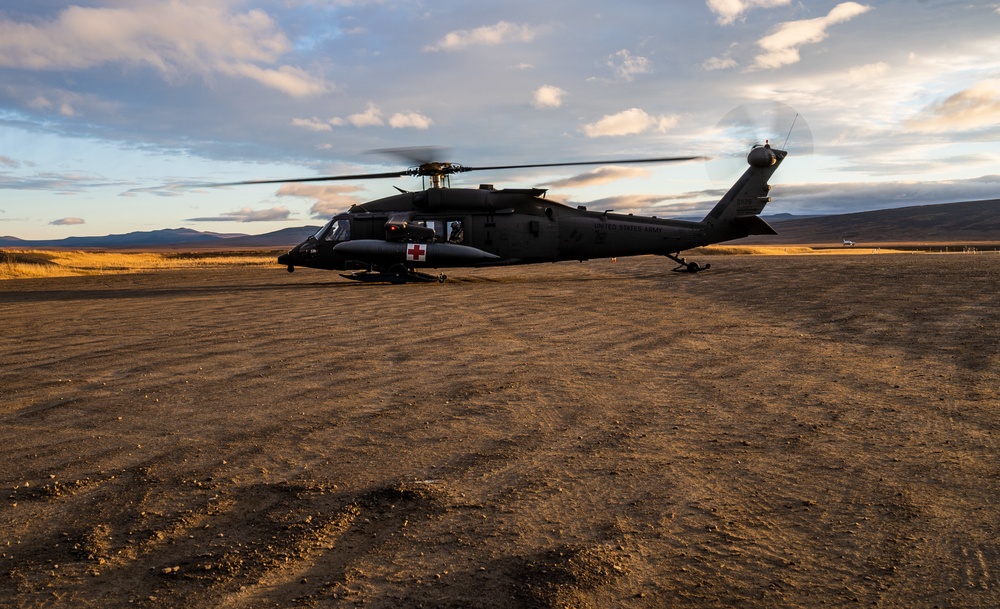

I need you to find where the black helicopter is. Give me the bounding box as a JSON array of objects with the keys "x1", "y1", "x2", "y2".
[{"x1": 223, "y1": 143, "x2": 787, "y2": 283}]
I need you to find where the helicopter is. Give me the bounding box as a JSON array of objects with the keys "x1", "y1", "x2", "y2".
[{"x1": 220, "y1": 142, "x2": 787, "y2": 283}]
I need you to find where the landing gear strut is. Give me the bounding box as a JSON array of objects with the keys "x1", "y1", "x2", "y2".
[
  {"x1": 341, "y1": 264, "x2": 447, "y2": 284},
  {"x1": 665, "y1": 253, "x2": 710, "y2": 273}
]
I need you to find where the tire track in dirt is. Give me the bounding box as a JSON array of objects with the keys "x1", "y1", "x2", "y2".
[{"x1": 2, "y1": 259, "x2": 998, "y2": 607}]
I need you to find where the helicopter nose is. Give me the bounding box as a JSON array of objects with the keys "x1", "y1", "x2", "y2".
[
  {"x1": 277, "y1": 252, "x2": 293, "y2": 272},
  {"x1": 278, "y1": 248, "x2": 301, "y2": 272}
]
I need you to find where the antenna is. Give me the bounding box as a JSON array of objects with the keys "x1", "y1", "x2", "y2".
[{"x1": 782, "y1": 114, "x2": 800, "y2": 150}]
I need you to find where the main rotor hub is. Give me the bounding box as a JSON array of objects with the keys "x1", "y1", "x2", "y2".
[{"x1": 407, "y1": 162, "x2": 469, "y2": 188}]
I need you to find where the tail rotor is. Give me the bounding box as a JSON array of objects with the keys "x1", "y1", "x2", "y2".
[{"x1": 706, "y1": 102, "x2": 812, "y2": 185}]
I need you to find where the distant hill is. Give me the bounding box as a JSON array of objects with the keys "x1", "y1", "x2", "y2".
[
  {"x1": 763, "y1": 213, "x2": 823, "y2": 222},
  {"x1": 214, "y1": 226, "x2": 322, "y2": 249},
  {"x1": 741, "y1": 199, "x2": 1000, "y2": 245},
  {"x1": 0, "y1": 226, "x2": 321, "y2": 250}
]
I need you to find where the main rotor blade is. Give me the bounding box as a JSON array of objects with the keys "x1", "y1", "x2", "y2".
[
  {"x1": 461, "y1": 155, "x2": 706, "y2": 173},
  {"x1": 369, "y1": 146, "x2": 448, "y2": 166},
  {"x1": 196, "y1": 170, "x2": 409, "y2": 188},
  {"x1": 189, "y1": 153, "x2": 706, "y2": 189}
]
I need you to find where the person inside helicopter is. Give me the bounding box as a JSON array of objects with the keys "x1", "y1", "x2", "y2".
[
  {"x1": 321, "y1": 217, "x2": 351, "y2": 242},
  {"x1": 447, "y1": 220, "x2": 464, "y2": 244}
]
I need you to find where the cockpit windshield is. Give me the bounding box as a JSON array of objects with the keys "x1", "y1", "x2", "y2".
[
  {"x1": 312, "y1": 221, "x2": 332, "y2": 240},
  {"x1": 314, "y1": 217, "x2": 351, "y2": 242},
  {"x1": 327, "y1": 218, "x2": 351, "y2": 241}
]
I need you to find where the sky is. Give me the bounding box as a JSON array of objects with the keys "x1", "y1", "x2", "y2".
[{"x1": 2, "y1": 0, "x2": 1000, "y2": 239}]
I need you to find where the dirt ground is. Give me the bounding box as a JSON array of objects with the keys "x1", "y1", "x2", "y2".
[{"x1": 1, "y1": 253, "x2": 997, "y2": 608}]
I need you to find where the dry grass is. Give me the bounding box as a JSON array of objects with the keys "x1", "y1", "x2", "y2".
[
  {"x1": 696, "y1": 245, "x2": 922, "y2": 255},
  {"x1": 695, "y1": 245, "x2": 816, "y2": 255},
  {"x1": 4, "y1": 244, "x2": 989, "y2": 281},
  {"x1": 0, "y1": 249, "x2": 280, "y2": 280}
]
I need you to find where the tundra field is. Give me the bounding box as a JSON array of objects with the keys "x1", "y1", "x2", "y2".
[{"x1": 0, "y1": 252, "x2": 997, "y2": 608}]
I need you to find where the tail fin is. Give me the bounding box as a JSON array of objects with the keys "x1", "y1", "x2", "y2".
[{"x1": 701, "y1": 144, "x2": 785, "y2": 242}]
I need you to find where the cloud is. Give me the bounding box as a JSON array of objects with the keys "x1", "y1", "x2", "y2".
[
  {"x1": 904, "y1": 79, "x2": 1000, "y2": 133},
  {"x1": 845, "y1": 61, "x2": 890, "y2": 83},
  {"x1": 424, "y1": 21, "x2": 540, "y2": 52},
  {"x1": 0, "y1": 170, "x2": 123, "y2": 193},
  {"x1": 574, "y1": 194, "x2": 713, "y2": 217},
  {"x1": 348, "y1": 103, "x2": 385, "y2": 127},
  {"x1": 706, "y1": 0, "x2": 792, "y2": 25},
  {"x1": 389, "y1": 111, "x2": 433, "y2": 129},
  {"x1": 608, "y1": 50, "x2": 651, "y2": 81},
  {"x1": 50, "y1": 217, "x2": 85, "y2": 226},
  {"x1": 225, "y1": 64, "x2": 328, "y2": 97},
  {"x1": 547, "y1": 166, "x2": 651, "y2": 188},
  {"x1": 276, "y1": 183, "x2": 365, "y2": 218},
  {"x1": 3, "y1": 82, "x2": 122, "y2": 119},
  {"x1": 566, "y1": 181, "x2": 935, "y2": 218},
  {"x1": 0, "y1": 2, "x2": 329, "y2": 97},
  {"x1": 0, "y1": 155, "x2": 19, "y2": 168},
  {"x1": 122, "y1": 181, "x2": 193, "y2": 197},
  {"x1": 327, "y1": 104, "x2": 431, "y2": 129},
  {"x1": 533, "y1": 85, "x2": 565, "y2": 109},
  {"x1": 188, "y1": 207, "x2": 292, "y2": 222},
  {"x1": 772, "y1": 175, "x2": 1000, "y2": 215},
  {"x1": 283, "y1": 0, "x2": 386, "y2": 6},
  {"x1": 292, "y1": 117, "x2": 334, "y2": 132},
  {"x1": 750, "y1": 2, "x2": 872, "y2": 71},
  {"x1": 582, "y1": 108, "x2": 679, "y2": 137},
  {"x1": 703, "y1": 55, "x2": 738, "y2": 71}
]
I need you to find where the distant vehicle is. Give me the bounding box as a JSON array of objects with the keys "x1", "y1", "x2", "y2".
[{"x1": 843, "y1": 238, "x2": 856, "y2": 246}]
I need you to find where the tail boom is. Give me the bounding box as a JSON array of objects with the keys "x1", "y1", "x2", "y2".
[{"x1": 701, "y1": 144, "x2": 785, "y2": 243}]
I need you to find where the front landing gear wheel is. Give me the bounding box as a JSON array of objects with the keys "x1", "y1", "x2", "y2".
[
  {"x1": 665, "y1": 253, "x2": 710, "y2": 273},
  {"x1": 386, "y1": 263, "x2": 409, "y2": 284}
]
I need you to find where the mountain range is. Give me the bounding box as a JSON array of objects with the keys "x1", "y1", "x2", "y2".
[
  {"x1": 0, "y1": 226, "x2": 321, "y2": 250},
  {"x1": 742, "y1": 198, "x2": 1000, "y2": 245},
  {"x1": 1, "y1": 199, "x2": 998, "y2": 250}
]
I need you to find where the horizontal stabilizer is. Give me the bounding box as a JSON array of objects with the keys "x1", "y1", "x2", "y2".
[{"x1": 736, "y1": 215, "x2": 778, "y2": 235}]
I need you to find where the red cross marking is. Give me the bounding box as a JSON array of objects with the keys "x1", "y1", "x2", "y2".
[{"x1": 406, "y1": 243, "x2": 427, "y2": 262}]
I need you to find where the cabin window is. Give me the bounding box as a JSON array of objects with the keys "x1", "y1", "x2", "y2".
[
  {"x1": 447, "y1": 220, "x2": 464, "y2": 243},
  {"x1": 412, "y1": 219, "x2": 444, "y2": 240},
  {"x1": 410, "y1": 218, "x2": 464, "y2": 243}
]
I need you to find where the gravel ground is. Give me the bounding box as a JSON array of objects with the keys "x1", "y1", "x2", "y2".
[{"x1": 1, "y1": 253, "x2": 997, "y2": 608}]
